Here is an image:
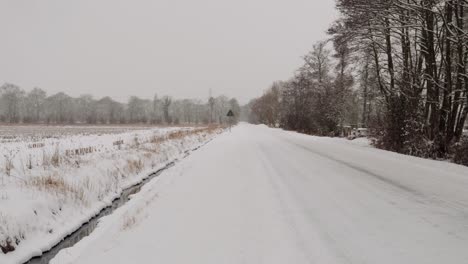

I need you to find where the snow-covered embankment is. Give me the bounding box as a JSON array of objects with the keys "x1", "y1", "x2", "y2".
[{"x1": 0, "y1": 126, "x2": 222, "y2": 264}]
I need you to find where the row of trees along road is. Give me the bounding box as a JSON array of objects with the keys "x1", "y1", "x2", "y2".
[
  {"x1": 249, "y1": 0, "x2": 468, "y2": 164},
  {"x1": 0, "y1": 83, "x2": 240, "y2": 125}
]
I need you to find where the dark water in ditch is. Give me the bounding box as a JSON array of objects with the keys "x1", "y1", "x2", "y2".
[
  {"x1": 24, "y1": 145, "x2": 202, "y2": 264},
  {"x1": 24, "y1": 162, "x2": 175, "y2": 264}
]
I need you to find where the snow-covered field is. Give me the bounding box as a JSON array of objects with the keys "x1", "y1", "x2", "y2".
[
  {"x1": 51, "y1": 123, "x2": 468, "y2": 264},
  {"x1": 0, "y1": 125, "x2": 194, "y2": 143},
  {"x1": 0, "y1": 125, "x2": 222, "y2": 264}
]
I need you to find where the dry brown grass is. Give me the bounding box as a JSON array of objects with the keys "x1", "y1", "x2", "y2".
[
  {"x1": 167, "y1": 126, "x2": 221, "y2": 141},
  {"x1": 143, "y1": 152, "x2": 153, "y2": 159},
  {"x1": 139, "y1": 144, "x2": 159, "y2": 154},
  {"x1": 147, "y1": 126, "x2": 221, "y2": 146},
  {"x1": 151, "y1": 136, "x2": 165, "y2": 145},
  {"x1": 4, "y1": 157, "x2": 14, "y2": 177},
  {"x1": 125, "y1": 159, "x2": 144, "y2": 174},
  {"x1": 167, "y1": 130, "x2": 188, "y2": 140},
  {"x1": 132, "y1": 135, "x2": 140, "y2": 148},
  {"x1": 41, "y1": 149, "x2": 50, "y2": 168},
  {"x1": 3, "y1": 149, "x2": 18, "y2": 177},
  {"x1": 149, "y1": 135, "x2": 165, "y2": 144},
  {"x1": 26, "y1": 174, "x2": 86, "y2": 203},
  {"x1": 51, "y1": 147, "x2": 61, "y2": 167}
]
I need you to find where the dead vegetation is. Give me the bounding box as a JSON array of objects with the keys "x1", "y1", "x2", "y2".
[
  {"x1": 41, "y1": 149, "x2": 50, "y2": 168},
  {"x1": 150, "y1": 126, "x2": 220, "y2": 144},
  {"x1": 0, "y1": 214, "x2": 25, "y2": 254},
  {"x1": 132, "y1": 135, "x2": 140, "y2": 148},
  {"x1": 25, "y1": 174, "x2": 86, "y2": 203},
  {"x1": 113, "y1": 140, "x2": 124, "y2": 150},
  {"x1": 3, "y1": 149, "x2": 18, "y2": 177},
  {"x1": 4, "y1": 156, "x2": 14, "y2": 177},
  {"x1": 0, "y1": 237, "x2": 16, "y2": 254},
  {"x1": 51, "y1": 147, "x2": 61, "y2": 167},
  {"x1": 150, "y1": 135, "x2": 166, "y2": 144},
  {"x1": 125, "y1": 159, "x2": 144, "y2": 174},
  {"x1": 0, "y1": 125, "x2": 222, "y2": 255}
]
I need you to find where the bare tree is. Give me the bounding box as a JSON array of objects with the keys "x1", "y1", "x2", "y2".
[
  {"x1": 0, "y1": 83, "x2": 24, "y2": 123},
  {"x1": 162, "y1": 96, "x2": 172, "y2": 124},
  {"x1": 208, "y1": 96, "x2": 215, "y2": 124},
  {"x1": 24, "y1": 87, "x2": 46, "y2": 123}
]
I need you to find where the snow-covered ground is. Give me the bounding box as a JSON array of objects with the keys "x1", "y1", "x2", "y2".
[
  {"x1": 0, "y1": 125, "x2": 222, "y2": 264},
  {"x1": 49, "y1": 123, "x2": 468, "y2": 264}
]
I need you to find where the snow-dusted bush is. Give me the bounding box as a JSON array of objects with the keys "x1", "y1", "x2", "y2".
[{"x1": 453, "y1": 137, "x2": 468, "y2": 166}]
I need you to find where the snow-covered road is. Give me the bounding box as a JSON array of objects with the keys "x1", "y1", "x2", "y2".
[{"x1": 52, "y1": 123, "x2": 468, "y2": 264}]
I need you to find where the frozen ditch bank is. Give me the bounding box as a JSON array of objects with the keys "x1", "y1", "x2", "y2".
[
  {"x1": 0, "y1": 126, "x2": 223, "y2": 264},
  {"x1": 24, "y1": 162, "x2": 175, "y2": 264}
]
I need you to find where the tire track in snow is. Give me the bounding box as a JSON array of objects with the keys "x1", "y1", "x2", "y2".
[{"x1": 289, "y1": 142, "x2": 424, "y2": 198}]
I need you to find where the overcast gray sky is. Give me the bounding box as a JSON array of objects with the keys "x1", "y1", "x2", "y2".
[{"x1": 0, "y1": 0, "x2": 337, "y2": 104}]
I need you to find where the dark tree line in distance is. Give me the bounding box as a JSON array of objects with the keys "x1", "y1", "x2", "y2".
[{"x1": 0, "y1": 83, "x2": 240, "y2": 125}]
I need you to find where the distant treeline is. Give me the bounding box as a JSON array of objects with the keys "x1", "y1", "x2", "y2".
[
  {"x1": 248, "y1": 0, "x2": 468, "y2": 164},
  {"x1": 0, "y1": 83, "x2": 240, "y2": 125}
]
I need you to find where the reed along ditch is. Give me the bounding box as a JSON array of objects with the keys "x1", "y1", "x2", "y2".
[{"x1": 25, "y1": 144, "x2": 205, "y2": 264}]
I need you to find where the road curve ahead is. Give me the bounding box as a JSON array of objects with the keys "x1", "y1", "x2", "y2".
[{"x1": 52, "y1": 123, "x2": 468, "y2": 264}]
